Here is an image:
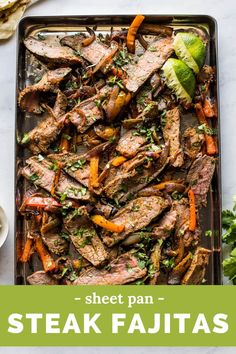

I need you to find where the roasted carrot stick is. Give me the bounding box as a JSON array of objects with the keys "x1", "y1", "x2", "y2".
[
  {"x1": 35, "y1": 237, "x2": 56, "y2": 272},
  {"x1": 127, "y1": 15, "x2": 145, "y2": 53},
  {"x1": 153, "y1": 180, "x2": 182, "y2": 190},
  {"x1": 203, "y1": 98, "x2": 215, "y2": 118},
  {"x1": 91, "y1": 215, "x2": 125, "y2": 233},
  {"x1": 195, "y1": 102, "x2": 217, "y2": 156},
  {"x1": 20, "y1": 237, "x2": 34, "y2": 263},
  {"x1": 111, "y1": 156, "x2": 127, "y2": 167},
  {"x1": 89, "y1": 156, "x2": 99, "y2": 188},
  {"x1": 188, "y1": 188, "x2": 196, "y2": 232}
]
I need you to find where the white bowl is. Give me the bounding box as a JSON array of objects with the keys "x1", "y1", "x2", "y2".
[{"x1": 0, "y1": 207, "x2": 8, "y2": 248}]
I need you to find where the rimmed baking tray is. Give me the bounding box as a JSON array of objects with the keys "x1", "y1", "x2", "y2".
[{"x1": 15, "y1": 15, "x2": 221, "y2": 285}]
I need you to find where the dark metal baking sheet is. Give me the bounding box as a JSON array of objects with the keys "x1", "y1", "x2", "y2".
[{"x1": 15, "y1": 14, "x2": 221, "y2": 285}]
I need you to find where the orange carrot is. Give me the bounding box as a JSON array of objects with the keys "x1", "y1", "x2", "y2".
[
  {"x1": 111, "y1": 156, "x2": 127, "y2": 167},
  {"x1": 153, "y1": 180, "x2": 181, "y2": 190},
  {"x1": 35, "y1": 237, "x2": 56, "y2": 272},
  {"x1": 91, "y1": 215, "x2": 125, "y2": 233},
  {"x1": 188, "y1": 188, "x2": 196, "y2": 232},
  {"x1": 20, "y1": 237, "x2": 34, "y2": 263},
  {"x1": 203, "y1": 98, "x2": 215, "y2": 118},
  {"x1": 195, "y1": 102, "x2": 217, "y2": 156},
  {"x1": 127, "y1": 15, "x2": 145, "y2": 53},
  {"x1": 111, "y1": 67, "x2": 124, "y2": 78},
  {"x1": 89, "y1": 156, "x2": 99, "y2": 188}
]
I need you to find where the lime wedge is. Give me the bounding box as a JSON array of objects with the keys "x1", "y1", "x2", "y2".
[
  {"x1": 162, "y1": 58, "x2": 196, "y2": 104},
  {"x1": 174, "y1": 32, "x2": 206, "y2": 74}
]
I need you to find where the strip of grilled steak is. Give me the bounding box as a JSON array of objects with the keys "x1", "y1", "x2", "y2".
[
  {"x1": 18, "y1": 67, "x2": 71, "y2": 114},
  {"x1": 49, "y1": 153, "x2": 90, "y2": 187},
  {"x1": 168, "y1": 252, "x2": 192, "y2": 285},
  {"x1": 149, "y1": 244, "x2": 162, "y2": 285},
  {"x1": 118, "y1": 142, "x2": 170, "y2": 202},
  {"x1": 152, "y1": 210, "x2": 177, "y2": 239},
  {"x1": 42, "y1": 231, "x2": 68, "y2": 256},
  {"x1": 64, "y1": 206, "x2": 108, "y2": 267},
  {"x1": 48, "y1": 141, "x2": 111, "y2": 187},
  {"x1": 125, "y1": 37, "x2": 173, "y2": 93},
  {"x1": 116, "y1": 129, "x2": 147, "y2": 158},
  {"x1": 60, "y1": 35, "x2": 119, "y2": 72},
  {"x1": 73, "y1": 253, "x2": 147, "y2": 285},
  {"x1": 22, "y1": 157, "x2": 90, "y2": 201},
  {"x1": 53, "y1": 90, "x2": 67, "y2": 118},
  {"x1": 181, "y1": 247, "x2": 211, "y2": 285},
  {"x1": 183, "y1": 127, "x2": 205, "y2": 160},
  {"x1": 186, "y1": 154, "x2": 216, "y2": 207},
  {"x1": 24, "y1": 37, "x2": 82, "y2": 65},
  {"x1": 172, "y1": 199, "x2": 200, "y2": 248},
  {"x1": 27, "y1": 115, "x2": 65, "y2": 155},
  {"x1": 66, "y1": 96, "x2": 104, "y2": 133},
  {"x1": 162, "y1": 107, "x2": 184, "y2": 167},
  {"x1": 103, "y1": 142, "x2": 168, "y2": 201},
  {"x1": 102, "y1": 196, "x2": 170, "y2": 247},
  {"x1": 27, "y1": 271, "x2": 58, "y2": 285}
]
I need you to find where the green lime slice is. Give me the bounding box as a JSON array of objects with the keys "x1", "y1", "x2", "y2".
[
  {"x1": 173, "y1": 32, "x2": 206, "y2": 74},
  {"x1": 162, "y1": 58, "x2": 196, "y2": 104}
]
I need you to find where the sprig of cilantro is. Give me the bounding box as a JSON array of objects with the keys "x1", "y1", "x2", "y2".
[{"x1": 222, "y1": 197, "x2": 236, "y2": 283}]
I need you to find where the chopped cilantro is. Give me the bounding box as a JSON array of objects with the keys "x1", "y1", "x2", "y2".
[
  {"x1": 21, "y1": 133, "x2": 30, "y2": 144},
  {"x1": 29, "y1": 173, "x2": 39, "y2": 182},
  {"x1": 62, "y1": 134, "x2": 72, "y2": 141},
  {"x1": 205, "y1": 230, "x2": 213, "y2": 237},
  {"x1": 49, "y1": 162, "x2": 59, "y2": 171},
  {"x1": 37, "y1": 33, "x2": 46, "y2": 40}
]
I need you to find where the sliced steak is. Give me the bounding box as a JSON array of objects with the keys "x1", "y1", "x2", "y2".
[
  {"x1": 53, "y1": 90, "x2": 67, "y2": 118},
  {"x1": 64, "y1": 207, "x2": 108, "y2": 267},
  {"x1": 103, "y1": 142, "x2": 168, "y2": 201},
  {"x1": 60, "y1": 35, "x2": 118, "y2": 73},
  {"x1": 103, "y1": 151, "x2": 149, "y2": 199},
  {"x1": 66, "y1": 96, "x2": 104, "y2": 133},
  {"x1": 22, "y1": 157, "x2": 90, "y2": 201},
  {"x1": 149, "y1": 244, "x2": 162, "y2": 285},
  {"x1": 48, "y1": 141, "x2": 111, "y2": 187},
  {"x1": 172, "y1": 199, "x2": 189, "y2": 235},
  {"x1": 118, "y1": 142, "x2": 170, "y2": 202},
  {"x1": 116, "y1": 129, "x2": 147, "y2": 158},
  {"x1": 42, "y1": 231, "x2": 68, "y2": 256},
  {"x1": 168, "y1": 252, "x2": 192, "y2": 285},
  {"x1": 27, "y1": 271, "x2": 58, "y2": 285},
  {"x1": 102, "y1": 196, "x2": 169, "y2": 247},
  {"x1": 24, "y1": 37, "x2": 82, "y2": 65},
  {"x1": 183, "y1": 127, "x2": 205, "y2": 160},
  {"x1": 186, "y1": 154, "x2": 216, "y2": 207},
  {"x1": 18, "y1": 67, "x2": 71, "y2": 114},
  {"x1": 27, "y1": 115, "x2": 64, "y2": 155},
  {"x1": 73, "y1": 253, "x2": 147, "y2": 285},
  {"x1": 152, "y1": 210, "x2": 177, "y2": 240},
  {"x1": 171, "y1": 199, "x2": 199, "y2": 248},
  {"x1": 162, "y1": 107, "x2": 184, "y2": 167},
  {"x1": 181, "y1": 247, "x2": 211, "y2": 285},
  {"x1": 125, "y1": 37, "x2": 173, "y2": 93},
  {"x1": 49, "y1": 153, "x2": 90, "y2": 187}
]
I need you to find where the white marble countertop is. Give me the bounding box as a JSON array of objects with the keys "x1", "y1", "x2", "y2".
[{"x1": 0, "y1": 0, "x2": 235, "y2": 352}]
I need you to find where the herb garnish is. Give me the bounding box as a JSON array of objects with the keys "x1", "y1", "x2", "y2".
[
  {"x1": 21, "y1": 133, "x2": 30, "y2": 144},
  {"x1": 30, "y1": 173, "x2": 39, "y2": 182},
  {"x1": 197, "y1": 123, "x2": 217, "y2": 136},
  {"x1": 37, "y1": 33, "x2": 46, "y2": 40}
]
